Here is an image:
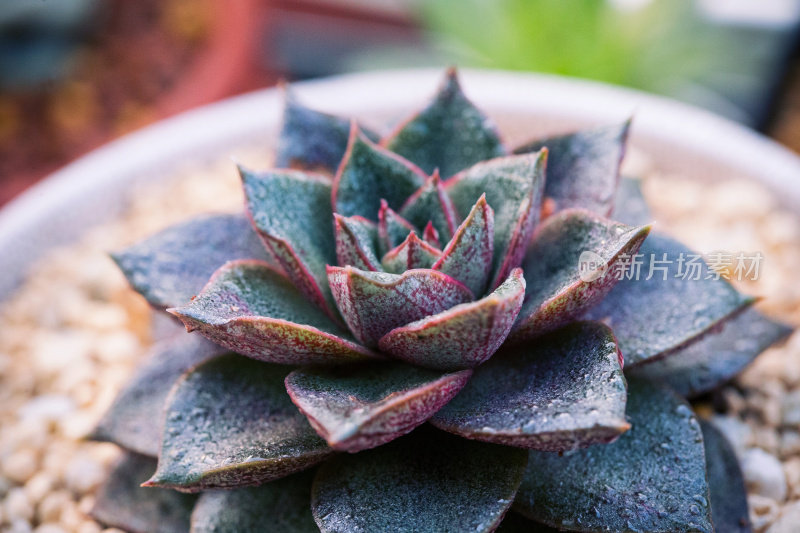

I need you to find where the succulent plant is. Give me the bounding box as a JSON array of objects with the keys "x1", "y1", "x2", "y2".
[{"x1": 92, "y1": 69, "x2": 792, "y2": 533}]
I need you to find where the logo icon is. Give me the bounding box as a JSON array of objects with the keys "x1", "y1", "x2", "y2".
[{"x1": 578, "y1": 250, "x2": 608, "y2": 282}]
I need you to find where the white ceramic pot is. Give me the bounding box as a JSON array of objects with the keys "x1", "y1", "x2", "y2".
[{"x1": 1, "y1": 68, "x2": 799, "y2": 301}]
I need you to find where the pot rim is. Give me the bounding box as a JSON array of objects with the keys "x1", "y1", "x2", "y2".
[{"x1": 1, "y1": 67, "x2": 798, "y2": 301}]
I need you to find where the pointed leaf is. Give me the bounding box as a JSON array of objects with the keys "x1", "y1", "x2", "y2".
[
  {"x1": 170, "y1": 261, "x2": 376, "y2": 365},
  {"x1": 432, "y1": 193, "x2": 494, "y2": 296},
  {"x1": 311, "y1": 427, "x2": 527, "y2": 533},
  {"x1": 191, "y1": 470, "x2": 318, "y2": 533},
  {"x1": 510, "y1": 209, "x2": 650, "y2": 343},
  {"x1": 91, "y1": 453, "x2": 196, "y2": 533},
  {"x1": 432, "y1": 322, "x2": 628, "y2": 450},
  {"x1": 276, "y1": 91, "x2": 378, "y2": 173},
  {"x1": 146, "y1": 354, "x2": 333, "y2": 492},
  {"x1": 422, "y1": 220, "x2": 441, "y2": 248},
  {"x1": 629, "y1": 307, "x2": 792, "y2": 397},
  {"x1": 378, "y1": 199, "x2": 417, "y2": 255},
  {"x1": 514, "y1": 379, "x2": 713, "y2": 533},
  {"x1": 242, "y1": 166, "x2": 339, "y2": 319},
  {"x1": 91, "y1": 334, "x2": 226, "y2": 456},
  {"x1": 379, "y1": 269, "x2": 525, "y2": 370},
  {"x1": 514, "y1": 121, "x2": 630, "y2": 216},
  {"x1": 701, "y1": 420, "x2": 752, "y2": 533},
  {"x1": 286, "y1": 361, "x2": 471, "y2": 452},
  {"x1": 612, "y1": 176, "x2": 652, "y2": 226},
  {"x1": 399, "y1": 170, "x2": 458, "y2": 242},
  {"x1": 327, "y1": 266, "x2": 474, "y2": 347},
  {"x1": 380, "y1": 232, "x2": 441, "y2": 273},
  {"x1": 584, "y1": 233, "x2": 756, "y2": 366},
  {"x1": 112, "y1": 213, "x2": 275, "y2": 310},
  {"x1": 446, "y1": 152, "x2": 547, "y2": 289},
  {"x1": 383, "y1": 68, "x2": 506, "y2": 178},
  {"x1": 334, "y1": 214, "x2": 382, "y2": 271},
  {"x1": 333, "y1": 127, "x2": 428, "y2": 220}
]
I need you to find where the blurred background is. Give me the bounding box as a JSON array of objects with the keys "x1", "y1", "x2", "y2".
[{"x1": 2, "y1": 0, "x2": 800, "y2": 206}]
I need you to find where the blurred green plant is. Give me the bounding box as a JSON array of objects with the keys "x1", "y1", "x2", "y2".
[{"x1": 419, "y1": 0, "x2": 777, "y2": 123}]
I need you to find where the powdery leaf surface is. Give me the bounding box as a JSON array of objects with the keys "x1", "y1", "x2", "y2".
[
  {"x1": 170, "y1": 261, "x2": 376, "y2": 365},
  {"x1": 112, "y1": 213, "x2": 274, "y2": 310},
  {"x1": 311, "y1": 427, "x2": 527, "y2": 533},
  {"x1": 383, "y1": 69, "x2": 506, "y2": 178},
  {"x1": 379, "y1": 269, "x2": 525, "y2": 371},
  {"x1": 583, "y1": 233, "x2": 755, "y2": 366},
  {"x1": 514, "y1": 379, "x2": 713, "y2": 533},
  {"x1": 286, "y1": 361, "x2": 471, "y2": 452},
  {"x1": 146, "y1": 354, "x2": 333, "y2": 492},
  {"x1": 431, "y1": 322, "x2": 628, "y2": 450}
]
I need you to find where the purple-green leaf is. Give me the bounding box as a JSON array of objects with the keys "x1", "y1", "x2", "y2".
[
  {"x1": 378, "y1": 199, "x2": 418, "y2": 255},
  {"x1": 432, "y1": 194, "x2": 494, "y2": 296},
  {"x1": 334, "y1": 214, "x2": 382, "y2": 271},
  {"x1": 112, "y1": 213, "x2": 275, "y2": 310},
  {"x1": 380, "y1": 232, "x2": 441, "y2": 273},
  {"x1": 399, "y1": 170, "x2": 458, "y2": 242},
  {"x1": 242, "y1": 166, "x2": 340, "y2": 319},
  {"x1": 276, "y1": 91, "x2": 379, "y2": 173},
  {"x1": 701, "y1": 420, "x2": 753, "y2": 533},
  {"x1": 431, "y1": 322, "x2": 629, "y2": 450},
  {"x1": 191, "y1": 470, "x2": 319, "y2": 533},
  {"x1": 445, "y1": 152, "x2": 547, "y2": 290},
  {"x1": 311, "y1": 427, "x2": 527, "y2": 533},
  {"x1": 90, "y1": 452, "x2": 196, "y2": 533},
  {"x1": 514, "y1": 121, "x2": 630, "y2": 216},
  {"x1": 379, "y1": 269, "x2": 525, "y2": 371},
  {"x1": 583, "y1": 233, "x2": 756, "y2": 366},
  {"x1": 327, "y1": 266, "x2": 474, "y2": 347},
  {"x1": 169, "y1": 261, "x2": 377, "y2": 365},
  {"x1": 285, "y1": 361, "x2": 471, "y2": 452},
  {"x1": 422, "y1": 220, "x2": 441, "y2": 248},
  {"x1": 629, "y1": 307, "x2": 792, "y2": 397},
  {"x1": 382, "y1": 68, "x2": 506, "y2": 178},
  {"x1": 510, "y1": 209, "x2": 650, "y2": 343},
  {"x1": 612, "y1": 176, "x2": 652, "y2": 226},
  {"x1": 145, "y1": 354, "x2": 333, "y2": 492},
  {"x1": 90, "y1": 334, "x2": 226, "y2": 457},
  {"x1": 514, "y1": 379, "x2": 713, "y2": 533},
  {"x1": 333, "y1": 127, "x2": 427, "y2": 220}
]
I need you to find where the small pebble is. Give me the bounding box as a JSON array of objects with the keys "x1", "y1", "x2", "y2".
[
  {"x1": 781, "y1": 390, "x2": 800, "y2": 427},
  {"x1": 767, "y1": 500, "x2": 800, "y2": 533},
  {"x1": 4, "y1": 487, "x2": 34, "y2": 522},
  {"x1": 34, "y1": 524, "x2": 67, "y2": 533},
  {"x1": 743, "y1": 447, "x2": 788, "y2": 502},
  {"x1": 2, "y1": 450, "x2": 38, "y2": 484}
]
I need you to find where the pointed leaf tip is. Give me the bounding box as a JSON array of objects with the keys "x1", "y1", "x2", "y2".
[
  {"x1": 399, "y1": 170, "x2": 459, "y2": 242},
  {"x1": 170, "y1": 261, "x2": 377, "y2": 365},
  {"x1": 446, "y1": 151, "x2": 547, "y2": 290},
  {"x1": 433, "y1": 193, "x2": 494, "y2": 296},
  {"x1": 334, "y1": 213, "x2": 382, "y2": 271},
  {"x1": 276, "y1": 92, "x2": 379, "y2": 173},
  {"x1": 383, "y1": 70, "x2": 506, "y2": 178},
  {"x1": 584, "y1": 232, "x2": 756, "y2": 366},
  {"x1": 242, "y1": 167, "x2": 341, "y2": 320},
  {"x1": 286, "y1": 361, "x2": 471, "y2": 452},
  {"x1": 112, "y1": 213, "x2": 275, "y2": 310},
  {"x1": 379, "y1": 269, "x2": 525, "y2": 370},
  {"x1": 514, "y1": 121, "x2": 631, "y2": 216},
  {"x1": 333, "y1": 127, "x2": 427, "y2": 221},
  {"x1": 327, "y1": 266, "x2": 475, "y2": 347},
  {"x1": 150, "y1": 354, "x2": 333, "y2": 492},
  {"x1": 511, "y1": 209, "x2": 651, "y2": 343},
  {"x1": 380, "y1": 231, "x2": 442, "y2": 273}
]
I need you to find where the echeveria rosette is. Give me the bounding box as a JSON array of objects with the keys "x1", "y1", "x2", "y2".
[{"x1": 97, "y1": 70, "x2": 792, "y2": 533}]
